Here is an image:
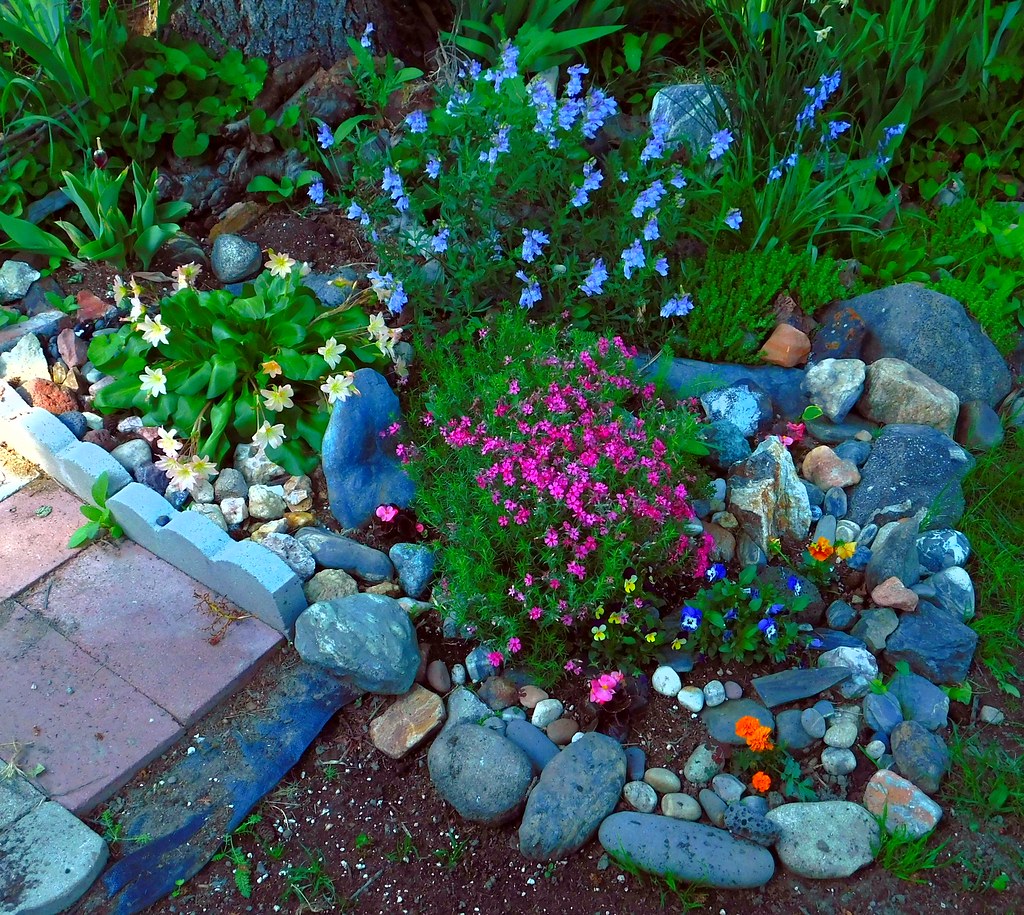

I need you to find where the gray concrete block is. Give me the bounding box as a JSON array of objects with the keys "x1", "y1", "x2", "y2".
[
  {"x1": 0, "y1": 800, "x2": 108, "y2": 915},
  {"x1": 106, "y1": 482, "x2": 176, "y2": 553},
  {"x1": 159, "y1": 509, "x2": 232, "y2": 584},
  {"x1": 0, "y1": 772, "x2": 43, "y2": 831},
  {"x1": 213, "y1": 538, "x2": 307, "y2": 634},
  {"x1": 3, "y1": 407, "x2": 77, "y2": 477},
  {"x1": 55, "y1": 441, "x2": 131, "y2": 503},
  {"x1": 0, "y1": 378, "x2": 30, "y2": 421}
]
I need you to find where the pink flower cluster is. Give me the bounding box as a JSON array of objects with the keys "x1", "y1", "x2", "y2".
[{"x1": 589, "y1": 670, "x2": 624, "y2": 704}]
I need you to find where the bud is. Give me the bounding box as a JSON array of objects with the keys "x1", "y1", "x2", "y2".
[{"x1": 92, "y1": 138, "x2": 108, "y2": 169}]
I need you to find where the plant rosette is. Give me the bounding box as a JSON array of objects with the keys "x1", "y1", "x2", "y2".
[
  {"x1": 675, "y1": 563, "x2": 811, "y2": 664},
  {"x1": 86, "y1": 255, "x2": 402, "y2": 476}
]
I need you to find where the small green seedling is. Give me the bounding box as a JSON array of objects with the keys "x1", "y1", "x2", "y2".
[
  {"x1": 432, "y1": 829, "x2": 469, "y2": 872},
  {"x1": 69, "y1": 472, "x2": 124, "y2": 548}
]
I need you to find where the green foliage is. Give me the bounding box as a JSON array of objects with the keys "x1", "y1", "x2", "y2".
[
  {"x1": 345, "y1": 31, "x2": 422, "y2": 120},
  {"x1": 432, "y1": 828, "x2": 470, "y2": 872},
  {"x1": 86, "y1": 265, "x2": 385, "y2": 475},
  {"x1": 961, "y1": 425, "x2": 1024, "y2": 696},
  {"x1": 212, "y1": 814, "x2": 263, "y2": 899},
  {"x1": 872, "y1": 815, "x2": 953, "y2": 883},
  {"x1": 0, "y1": 162, "x2": 189, "y2": 269},
  {"x1": 409, "y1": 310, "x2": 710, "y2": 678},
  {"x1": 667, "y1": 247, "x2": 848, "y2": 362},
  {"x1": 0, "y1": 0, "x2": 266, "y2": 215},
  {"x1": 386, "y1": 832, "x2": 421, "y2": 863},
  {"x1": 246, "y1": 169, "x2": 320, "y2": 205},
  {"x1": 68, "y1": 472, "x2": 124, "y2": 548},
  {"x1": 609, "y1": 844, "x2": 709, "y2": 908},
  {"x1": 0, "y1": 308, "x2": 26, "y2": 329},
  {"x1": 96, "y1": 809, "x2": 151, "y2": 847},
  {"x1": 280, "y1": 846, "x2": 338, "y2": 910},
  {"x1": 680, "y1": 565, "x2": 810, "y2": 665},
  {"x1": 445, "y1": 0, "x2": 629, "y2": 73},
  {"x1": 945, "y1": 725, "x2": 1024, "y2": 825}
]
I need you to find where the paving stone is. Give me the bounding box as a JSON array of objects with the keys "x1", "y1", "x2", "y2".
[
  {"x1": 0, "y1": 599, "x2": 183, "y2": 814},
  {"x1": 0, "y1": 800, "x2": 108, "y2": 914},
  {"x1": 0, "y1": 771, "x2": 43, "y2": 830},
  {"x1": 17, "y1": 541, "x2": 282, "y2": 727},
  {"x1": 0, "y1": 479, "x2": 87, "y2": 599}
]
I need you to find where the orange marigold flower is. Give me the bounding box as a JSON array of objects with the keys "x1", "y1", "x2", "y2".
[
  {"x1": 735, "y1": 716, "x2": 761, "y2": 739},
  {"x1": 751, "y1": 771, "x2": 771, "y2": 793},
  {"x1": 835, "y1": 540, "x2": 856, "y2": 561},
  {"x1": 747, "y1": 728, "x2": 775, "y2": 753},
  {"x1": 808, "y1": 536, "x2": 835, "y2": 562}
]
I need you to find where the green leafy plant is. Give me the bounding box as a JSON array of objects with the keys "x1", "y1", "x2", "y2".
[
  {"x1": 96, "y1": 809, "x2": 151, "y2": 847},
  {"x1": 432, "y1": 828, "x2": 470, "y2": 872},
  {"x1": 246, "y1": 169, "x2": 321, "y2": 204},
  {"x1": 86, "y1": 261, "x2": 392, "y2": 475},
  {"x1": 212, "y1": 814, "x2": 263, "y2": 899},
  {"x1": 69, "y1": 472, "x2": 124, "y2": 548},
  {"x1": 608, "y1": 844, "x2": 709, "y2": 909},
  {"x1": 386, "y1": 832, "x2": 420, "y2": 863},
  {"x1": 872, "y1": 814, "x2": 953, "y2": 883},
  {"x1": 281, "y1": 846, "x2": 338, "y2": 910},
  {"x1": 0, "y1": 162, "x2": 190, "y2": 269},
  {"x1": 409, "y1": 310, "x2": 710, "y2": 678},
  {"x1": 345, "y1": 28, "x2": 422, "y2": 120},
  {"x1": 354, "y1": 832, "x2": 374, "y2": 850}
]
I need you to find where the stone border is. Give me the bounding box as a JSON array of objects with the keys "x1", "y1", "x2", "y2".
[{"x1": 0, "y1": 380, "x2": 307, "y2": 634}]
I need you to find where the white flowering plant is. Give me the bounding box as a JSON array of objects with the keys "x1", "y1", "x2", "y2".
[{"x1": 87, "y1": 257, "x2": 403, "y2": 476}]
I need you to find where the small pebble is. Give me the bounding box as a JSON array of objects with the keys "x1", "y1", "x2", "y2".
[
  {"x1": 546, "y1": 718, "x2": 578, "y2": 745},
  {"x1": 450, "y1": 664, "x2": 467, "y2": 686},
  {"x1": 980, "y1": 706, "x2": 1005, "y2": 725},
  {"x1": 711, "y1": 773, "x2": 745, "y2": 804},
  {"x1": 824, "y1": 718, "x2": 859, "y2": 749},
  {"x1": 821, "y1": 746, "x2": 857, "y2": 776},
  {"x1": 677, "y1": 686, "x2": 705, "y2": 713},
  {"x1": 864, "y1": 740, "x2": 886, "y2": 760},
  {"x1": 652, "y1": 666, "x2": 682, "y2": 697},
  {"x1": 703, "y1": 680, "x2": 726, "y2": 707},
  {"x1": 661, "y1": 793, "x2": 702, "y2": 821},
  {"x1": 531, "y1": 698, "x2": 563, "y2": 729},
  {"x1": 518, "y1": 685, "x2": 549, "y2": 709},
  {"x1": 724, "y1": 681, "x2": 743, "y2": 700},
  {"x1": 623, "y1": 781, "x2": 658, "y2": 813},
  {"x1": 644, "y1": 767, "x2": 681, "y2": 794},
  {"x1": 800, "y1": 708, "x2": 827, "y2": 739}
]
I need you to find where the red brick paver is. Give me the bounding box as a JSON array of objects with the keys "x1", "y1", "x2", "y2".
[
  {"x1": 0, "y1": 599, "x2": 183, "y2": 814},
  {"x1": 0, "y1": 480, "x2": 84, "y2": 599},
  {"x1": 17, "y1": 540, "x2": 282, "y2": 727}
]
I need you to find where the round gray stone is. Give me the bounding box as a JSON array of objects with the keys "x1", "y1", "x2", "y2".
[
  {"x1": 211, "y1": 233, "x2": 262, "y2": 283},
  {"x1": 624, "y1": 780, "x2": 658, "y2": 813},
  {"x1": 767, "y1": 801, "x2": 879, "y2": 878}
]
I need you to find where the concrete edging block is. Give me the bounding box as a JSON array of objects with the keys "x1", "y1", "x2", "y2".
[
  {"x1": 213, "y1": 538, "x2": 307, "y2": 634},
  {"x1": 55, "y1": 440, "x2": 132, "y2": 502}
]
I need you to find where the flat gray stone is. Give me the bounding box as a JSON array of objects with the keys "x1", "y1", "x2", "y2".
[
  {"x1": 767, "y1": 801, "x2": 879, "y2": 879},
  {"x1": 701, "y1": 699, "x2": 774, "y2": 745},
  {"x1": 752, "y1": 667, "x2": 851, "y2": 708},
  {"x1": 778, "y1": 708, "x2": 816, "y2": 753},
  {"x1": 0, "y1": 800, "x2": 108, "y2": 914},
  {"x1": 599, "y1": 812, "x2": 775, "y2": 888},
  {"x1": 884, "y1": 601, "x2": 978, "y2": 685}
]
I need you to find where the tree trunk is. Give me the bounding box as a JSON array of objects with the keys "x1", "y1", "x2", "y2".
[{"x1": 166, "y1": 0, "x2": 394, "y2": 65}]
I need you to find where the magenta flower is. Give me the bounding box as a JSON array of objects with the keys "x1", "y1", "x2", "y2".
[
  {"x1": 508, "y1": 637, "x2": 521, "y2": 654},
  {"x1": 375, "y1": 504, "x2": 398, "y2": 522},
  {"x1": 487, "y1": 650, "x2": 504, "y2": 668}
]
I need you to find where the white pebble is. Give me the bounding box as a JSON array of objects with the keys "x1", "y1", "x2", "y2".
[
  {"x1": 703, "y1": 680, "x2": 726, "y2": 707},
  {"x1": 677, "y1": 686, "x2": 705, "y2": 713},
  {"x1": 652, "y1": 666, "x2": 682, "y2": 697}
]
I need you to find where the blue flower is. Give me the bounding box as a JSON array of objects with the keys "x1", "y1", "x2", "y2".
[
  {"x1": 557, "y1": 97, "x2": 585, "y2": 131},
  {"x1": 643, "y1": 215, "x2": 660, "y2": 241},
  {"x1": 631, "y1": 179, "x2": 666, "y2": 218},
  {"x1": 521, "y1": 229, "x2": 549, "y2": 264},
  {"x1": 425, "y1": 156, "x2": 441, "y2": 180},
  {"x1": 621, "y1": 239, "x2": 646, "y2": 279},
  {"x1": 722, "y1": 629, "x2": 733, "y2": 642},
  {"x1": 431, "y1": 228, "x2": 450, "y2": 254},
  {"x1": 809, "y1": 637, "x2": 824, "y2": 649},
  {"x1": 708, "y1": 128, "x2": 733, "y2": 160},
  {"x1": 825, "y1": 119, "x2": 851, "y2": 141},
  {"x1": 394, "y1": 195, "x2": 409, "y2": 212},
  {"x1": 484, "y1": 42, "x2": 519, "y2": 90},
  {"x1": 382, "y1": 167, "x2": 403, "y2": 199},
  {"x1": 566, "y1": 63, "x2": 588, "y2": 98},
  {"x1": 654, "y1": 257, "x2": 669, "y2": 277},
  {"x1": 641, "y1": 114, "x2": 670, "y2": 164},
  {"x1": 445, "y1": 87, "x2": 471, "y2": 115},
  {"x1": 360, "y1": 22, "x2": 374, "y2": 49},
  {"x1": 316, "y1": 122, "x2": 334, "y2": 149},
  {"x1": 768, "y1": 165, "x2": 783, "y2": 181},
  {"x1": 405, "y1": 110, "x2": 428, "y2": 134},
  {"x1": 724, "y1": 608, "x2": 738, "y2": 621},
  {"x1": 480, "y1": 125, "x2": 511, "y2": 166},
  {"x1": 307, "y1": 180, "x2": 324, "y2": 206},
  {"x1": 661, "y1": 294, "x2": 693, "y2": 318},
  {"x1": 668, "y1": 168, "x2": 687, "y2": 189},
  {"x1": 796, "y1": 70, "x2": 842, "y2": 130},
  {"x1": 579, "y1": 258, "x2": 608, "y2": 297},
  {"x1": 515, "y1": 270, "x2": 541, "y2": 308},
  {"x1": 875, "y1": 123, "x2": 906, "y2": 170},
  {"x1": 758, "y1": 618, "x2": 778, "y2": 642},
  {"x1": 706, "y1": 562, "x2": 727, "y2": 582},
  {"x1": 571, "y1": 160, "x2": 603, "y2": 208},
  {"x1": 786, "y1": 575, "x2": 802, "y2": 595},
  {"x1": 767, "y1": 603, "x2": 785, "y2": 617},
  {"x1": 581, "y1": 88, "x2": 617, "y2": 138},
  {"x1": 388, "y1": 282, "x2": 408, "y2": 315},
  {"x1": 725, "y1": 208, "x2": 743, "y2": 230},
  {"x1": 346, "y1": 201, "x2": 370, "y2": 226},
  {"x1": 528, "y1": 79, "x2": 557, "y2": 135},
  {"x1": 680, "y1": 606, "x2": 703, "y2": 631},
  {"x1": 784, "y1": 152, "x2": 800, "y2": 168}
]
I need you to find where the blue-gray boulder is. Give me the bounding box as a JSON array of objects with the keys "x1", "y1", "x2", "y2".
[
  {"x1": 700, "y1": 379, "x2": 774, "y2": 437},
  {"x1": 884, "y1": 601, "x2": 978, "y2": 685},
  {"x1": 599, "y1": 813, "x2": 775, "y2": 888},
  {"x1": 427, "y1": 723, "x2": 532, "y2": 824},
  {"x1": 211, "y1": 234, "x2": 261, "y2": 283},
  {"x1": 294, "y1": 594, "x2": 420, "y2": 693},
  {"x1": 699, "y1": 419, "x2": 752, "y2": 471},
  {"x1": 322, "y1": 368, "x2": 415, "y2": 528},
  {"x1": 823, "y1": 285, "x2": 1011, "y2": 406},
  {"x1": 890, "y1": 720, "x2": 950, "y2": 794},
  {"x1": 916, "y1": 529, "x2": 970, "y2": 573},
  {"x1": 295, "y1": 527, "x2": 394, "y2": 582},
  {"x1": 504, "y1": 719, "x2": 560, "y2": 772},
  {"x1": 389, "y1": 542, "x2": 435, "y2": 599},
  {"x1": 888, "y1": 671, "x2": 949, "y2": 731},
  {"x1": 519, "y1": 733, "x2": 625, "y2": 861},
  {"x1": 847, "y1": 425, "x2": 973, "y2": 528}
]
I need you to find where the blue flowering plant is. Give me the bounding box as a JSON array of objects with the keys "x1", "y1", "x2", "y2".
[{"x1": 675, "y1": 563, "x2": 810, "y2": 664}]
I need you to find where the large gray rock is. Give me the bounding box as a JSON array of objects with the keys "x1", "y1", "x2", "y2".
[
  {"x1": 427, "y1": 723, "x2": 532, "y2": 824},
  {"x1": 649, "y1": 84, "x2": 731, "y2": 157},
  {"x1": 866, "y1": 515, "x2": 922, "y2": 591},
  {"x1": 818, "y1": 646, "x2": 878, "y2": 698},
  {"x1": 0, "y1": 332, "x2": 49, "y2": 383},
  {"x1": 0, "y1": 800, "x2": 108, "y2": 914},
  {"x1": 919, "y1": 566, "x2": 975, "y2": 620},
  {"x1": 890, "y1": 721, "x2": 950, "y2": 794},
  {"x1": 801, "y1": 358, "x2": 865, "y2": 423},
  {"x1": 0, "y1": 260, "x2": 41, "y2": 303},
  {"x1": 752, "y1": 667, "x2": 851, "y2": 708},
  {"x1": 296, "y1": 527, "x2": 394, "y2": 582},
  {"x1": 916, "y1": 529, "x2": 970, "y2": 572},
  {"x1": 519, "y1": 733, "x2": 626, "y2": 861},
  {"x1": 700, "y1": 379, "x2": 774, "y2": 438},
  {"x1": 888, "y1": 671, "x2": 949, "y2": 731},
  {"x1": 847, "y1": 425, "x2": 974, "y2": 528},
  {"x1": 294, "y1": 594, "x2": 420, "y2": 693},
  {"x1": 211, "y1": 233, "x2": 261, "y2": 282},
  {"x1": 728, "y1": 436, "x2": 811, "y2": 553},
  {"x1": 599, "y1": 812, "x2": 775, "y2": 888},
  {"x1": 859, "y1": 358, "x2": 959, "y2": 435},
  {"x1": 884, "y1": 601, "x2": 977, "y2": 684},
  {"x1": 823, "y1": 285, "x2": 1011, "y2": 406},
  {"x1": 767, "y1": 801, "x2": 879, "y2": 879},
  {"x1": 322, "y1": 368, "x2": 415, "y2": 528},
  {"x1": 389, "y1": 542, "x2": 435, "y2": 599}
]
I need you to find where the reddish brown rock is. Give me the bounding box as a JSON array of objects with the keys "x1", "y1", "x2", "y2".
[
  {"x1": 702, "y1": 521, "x2": 736, "y2": 564},
  {"x1": 83, "y1": 429, "x2": 117, "y2": 451},
  {"x1": 871, "y1": 576, "x2": 919, "y2": 612},
  {"x1": 802, "y1": 445, "x2": 861, "y2": 489},
  {"x1": 426, "y1": 659, "x2": 451, "y2": 693},
  {"x1": 75, "y1": 290, "x2": 110, "y2": 321},
  {"x1": 25, "y1": 378, "x2": 78, "y2": 415},
  {"x1": 56, "y1": 327, "x2": 89, "y2": 369},
  {"x1": 546, "y1": 718, "x2": 579, "y2": 745},
  {"x1": 369, "y1": 685, "x2": 445, "y2": 759},
  {"x1": 863, "y1": 769, "x2": 942, "y2": 838},
  {"x1": 366, "y1": 581, "x2": 402, "y2": 598},
  {"x1": 518, "y1": 685, "x2": 549, "y2": 709},
  {"x1": 760, "y1": 323, "x2": 811, "y2": 367}
]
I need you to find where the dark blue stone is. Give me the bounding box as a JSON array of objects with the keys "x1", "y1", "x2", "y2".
[
  {"x1": 505, "y1": 719, "x2": 560, "y2": 773},
  {"x1": 133, "y1": 462, "x2": 170, "y2": 494},
  {"x1": 810, "y1": 629, "x2": 868, "y2": 651},
  {"x1": 700, "y1": 418, "x2": 752, "y2": 471},
  {"x1": 847, "y1": 545, "x2": 871, "y2": 570},
  {"x1": 56, "y1": 411, "x2": 87, "y2": 439},
  {"x1": 863, "y1": 691, "x2": 903, "y2": 735},
  {"x1": 834, "y1": 440, "x2": 871, "y2": 467},
  {"x1": 823, "y1": 486, "x2": 847, "y2": 518}
]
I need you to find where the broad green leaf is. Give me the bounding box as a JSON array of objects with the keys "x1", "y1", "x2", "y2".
[
  {"x1": 90, "y1": 471, "x2": 110, "y2": 506},
  {"x1": 207, "y1": 357, "x2": 238, "y2": 398}
]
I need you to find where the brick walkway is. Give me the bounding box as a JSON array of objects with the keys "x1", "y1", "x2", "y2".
[{"x1": 0, "y1": 478, "x2": 283, "y2": 815}]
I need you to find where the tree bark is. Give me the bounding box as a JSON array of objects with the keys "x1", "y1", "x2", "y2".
[{"x1": 167, "y1": 0, "x2": 394, "y2": 65}]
